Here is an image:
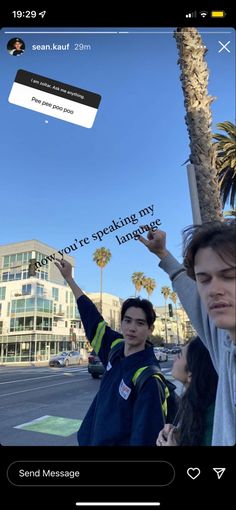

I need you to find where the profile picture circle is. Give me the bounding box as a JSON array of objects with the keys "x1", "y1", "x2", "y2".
[{"x1": 7, "y1": 37, "x2": 25, "y2": 56}]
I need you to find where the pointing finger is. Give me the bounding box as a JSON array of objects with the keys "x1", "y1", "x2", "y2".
[{"x1": 137, "y1": 234, "x2": 149, "y2": 247}]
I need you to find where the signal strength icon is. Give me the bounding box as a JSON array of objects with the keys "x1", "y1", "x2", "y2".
[
  {"x1": 186, "y1": 11, "x2": 197, "y2": 18},
  {"x1": 200, "y1": 11, "x2": 208, "y2": 18}
]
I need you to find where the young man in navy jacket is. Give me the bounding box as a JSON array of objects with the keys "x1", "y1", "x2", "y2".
[{"x1": 55, "y1": 258, "x2": 171, "y2": 445}]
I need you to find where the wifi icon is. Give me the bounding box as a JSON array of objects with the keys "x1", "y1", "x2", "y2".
[{"x1": 200, "y1": 11, "x2": 208, "y2": 17}]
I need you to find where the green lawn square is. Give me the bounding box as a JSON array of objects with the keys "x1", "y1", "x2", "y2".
[{"x1": 16, "y1": 415, "x2": 82, "y2": 437}]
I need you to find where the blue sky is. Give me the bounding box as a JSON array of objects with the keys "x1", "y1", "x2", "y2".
[{"x1": 0, "y1": 27, "x2": 235, "y2": 305}]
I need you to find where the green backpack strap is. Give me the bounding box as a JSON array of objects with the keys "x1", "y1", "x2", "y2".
[
  {"x1": 132, "y1": 365, "x2": 170, "y2": 418},
  {"x1": 108, "y1": 339, "x2": 124, "y2": 364}
]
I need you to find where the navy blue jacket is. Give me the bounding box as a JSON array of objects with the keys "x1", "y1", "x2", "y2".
[{"x1": 77, "y1": 295, "x2": 165, "y2": 445}]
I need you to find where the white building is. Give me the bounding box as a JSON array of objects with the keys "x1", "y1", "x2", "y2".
[{"x1": 0, "y1": 240, "x2": 86, "y2": 362}]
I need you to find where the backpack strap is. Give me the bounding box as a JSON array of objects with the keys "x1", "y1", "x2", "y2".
[
  {"x1": 108, "y1": 339, "x2": 124, "y2": 365},
  {"x1": 132, "y1": 365, "x2": 173, "y2": 418}
]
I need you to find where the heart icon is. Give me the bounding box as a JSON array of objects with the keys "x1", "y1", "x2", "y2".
[{"x1": 187, "y1": 467, "x2": 201, "y2": 480}]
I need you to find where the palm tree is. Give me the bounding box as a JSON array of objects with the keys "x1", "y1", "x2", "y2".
[
  {"x1": 174, "y1": 27, "x2": 223, "y2": 222},
  {"x1": 143, "y1": 277, "x2": 156, "y2": 299},
  {"x1": 170, "y1": 291, "x2": 180, "y2": 344},
  {"x1": 93, "y1": 247, "x2": 112, "y2": 314},
  {"x1": 131, "y1": 272, "x2": 145, "y2": 297},
  {"x1": 161, "y1": 286, "x2": 171, "y2": 343},
  {"x1": 213, "y1": 121, "x2": 236, "y2": 209}
]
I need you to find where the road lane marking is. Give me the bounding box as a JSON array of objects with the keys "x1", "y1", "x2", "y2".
[
  {"x1": 0, "y1": 376, "x2": 92, "y2": 397},
  {"x1": 14, "y1": 415, "x2": 82, "y2": 436},
  {"x1": 0, "y1": 368, "x2": 88, "y2": 385}
]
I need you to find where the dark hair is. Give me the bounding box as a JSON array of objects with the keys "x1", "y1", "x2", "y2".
[
  {"x1": 121, "y1": 297, "x2": 156, "y2": 327},
  {"x1": 178, "y1": 336, "x2": 218, "y2": 446},
  {"x1": 182, "y1": 220, "x2": 236, "y2": 280}
]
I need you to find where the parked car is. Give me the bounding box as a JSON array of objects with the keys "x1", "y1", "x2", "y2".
[
  {"x1": 170, "y1": 347, "x2": 182, "y2": 354},
  {"x1": 153, "y1": 347, "x2": 168, "y2": 362},
  {"x1": 49, "y1": 350, "x2": 83, "y2": 367},
  {"x1": 88, "y1": 350, "x2": 105, "y2": 378}
]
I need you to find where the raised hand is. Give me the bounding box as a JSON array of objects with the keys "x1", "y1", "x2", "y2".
[
  {"x1": 137, "y1": 228, "x2": 169, "y2": 259},
  {"x1": 54, "y1": 258, "x2": 73, "y2": 282}
]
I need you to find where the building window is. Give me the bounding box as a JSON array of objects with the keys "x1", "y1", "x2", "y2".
[
  {"x1": 52, "y1": 287, "x2": 59, "y2": 301},
  {"x1": 3, "y1": 252, "x2": 32, "y2": 270},
  {"x1": 0, "y1": 287, "x2": 6, "y2": 300},
  {"x1": 0, "y1": 303, "x2": 2, "y2": 316},
  {"x1": 36, "y1": 317, "x2": 52, "y2": 331},
  {"x1": 36, "y1": 283, "x2": 44, "y2": 296},
  {"x1": 16, "y1": 253, "x2": 23, "y2": 263},
  {"x1": 22, "y1": 284, "x2": 32, "y2": 295},
  {"x1": 73, "y1": 305, "x2": 80, "y2": 319},
  {"x1": 3, "y1": 255, "x2": 10, "y2": 268},
  {"x1": 25, "y1": 298, "x2": 35, "y2": 312},
  {"x1": 25, "y1": 317, "x2": 34, "y2": 330},
  {"x1": 40, "y1": 271, "x2": 48, "y2": 281},
  {"x1": 36, "y1": 298, "x2": 53, "y2": 313},
  {"x1": 10, "y1": 316, "x2": 34, "y2": 332},
  {"x1": 11, "y1": 298, "x2": 35, "y2": 313}
]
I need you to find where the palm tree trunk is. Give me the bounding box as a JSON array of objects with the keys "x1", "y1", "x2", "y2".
[
  {"x1": 100, "y1": 268, "x2": 103, "y2": 315},
  {"x1": 174, "y1": 28, "x2": 223, "y2": 222}
]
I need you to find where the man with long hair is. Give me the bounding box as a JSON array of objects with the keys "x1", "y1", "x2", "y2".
[{"x1": 138, "y1": 221, "x2": 236, "y2": 446}]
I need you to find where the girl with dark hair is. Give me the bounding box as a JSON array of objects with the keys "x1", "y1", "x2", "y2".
[{"x1": 156, "y1": 336, "x2": 218, "y2": 446}]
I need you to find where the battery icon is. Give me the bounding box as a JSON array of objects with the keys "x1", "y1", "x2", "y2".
[{"x1": 211, "y1": 11, "x2": 226, "y2": 18}]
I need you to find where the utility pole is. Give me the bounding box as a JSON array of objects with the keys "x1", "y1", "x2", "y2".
[{"x1": 187, "y1": 164, "x2": 202, "y2": 224}]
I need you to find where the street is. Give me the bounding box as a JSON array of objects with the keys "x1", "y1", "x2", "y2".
[
  {"x1": 0, "y1": 358, "x2": 180, "y2": 446},
  {"x1": 0, "y1": 364, "x2": 99, "y2": 445}
]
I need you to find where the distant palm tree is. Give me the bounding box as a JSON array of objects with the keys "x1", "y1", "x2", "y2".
[
  {"x1": 143, "y1": 277, "x2": 156, "y2": 299},
  {"x1": 93, "y1": 247, "x2": 112, "y2": 314},
  {"x1": 213, "y1": 121, "x2": 236, "y2": 208},
  {"x1": 174, "y1": 27, "x2": 223, "y2": 222},
  {"x1": 170, "y1": 291, "x2": 180, "y2": 344},
  {"x1": 131, "y1": 272, "x2": 145, "y2": 297},
  {"x1": 161, "y1": 286, "x2": 171, "y2": 343}
]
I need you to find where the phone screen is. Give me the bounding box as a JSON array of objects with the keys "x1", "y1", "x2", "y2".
[{"x1": 0, "y1": 7, "x2": 235, "y2": 509}]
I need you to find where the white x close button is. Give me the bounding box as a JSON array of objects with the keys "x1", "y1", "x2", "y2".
[{"x1": 218, "y1": 41, "x2": 231, "y2": 53}]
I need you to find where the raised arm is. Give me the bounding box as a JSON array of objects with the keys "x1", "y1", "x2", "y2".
[
  {"x1": 137, "y1": 230, "x2": 207, "y2": 343},
  {"x1": 54, "y1": 258, "x2": 122, "y2": 364},
  {"x1": 54, "y1": 258, "x2": 83, "y2": 301}
]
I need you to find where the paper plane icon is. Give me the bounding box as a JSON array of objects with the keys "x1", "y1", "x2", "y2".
[{"x1": 213, "y1": 468, "x2": 226, "y2": 479}]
